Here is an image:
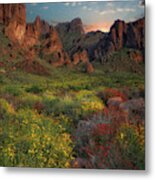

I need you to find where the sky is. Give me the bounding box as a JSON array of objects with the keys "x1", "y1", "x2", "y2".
[{"x1": 26, "y1": 0, "x2": 145, "y2": 32}]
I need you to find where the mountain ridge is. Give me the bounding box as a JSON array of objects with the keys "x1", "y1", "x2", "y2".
[{"x1": 0, "y1": 3, "x2": 145, "y2": 74}]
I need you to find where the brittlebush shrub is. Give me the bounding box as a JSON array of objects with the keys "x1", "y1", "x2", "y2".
[
  {"x1": 0, "y1": 109, "x2": 74, "y2": 168},
  {"x1": 115, "y1": 123, "x2": 145, "y2": 169},
  {"x1": 0, "y1": 98, "x2": 15, "y2": 120}
]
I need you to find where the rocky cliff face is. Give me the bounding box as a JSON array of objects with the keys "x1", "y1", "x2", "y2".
[
  {"x1": 0, "y1": 4, "x2": 72, "y2": 68},
  {"x1": 94, "y1": 18, "x2": 145, "y2": 63},
  {"x1": 24, "y1": 16, "x2": 50, "y2": 47},
  {"x1": 56, "y1": 18, "x2": 85, "y2": 53},
  {"x1": 56, "y1": 18, "x2": 105, "y2": 63},
  {"x1": 41, "y1": 26, "x2": 71, "y2": 67},
  {"x1": 56, "y1": 17, "x2": 85, "y2": 36},
  {"x1": 0, "y1": 4, "x2": 26, "y2": 43}
]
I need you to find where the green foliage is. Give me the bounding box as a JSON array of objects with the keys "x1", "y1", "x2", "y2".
[
  {"x1": 0, "y1": 48, "x2": 144, "y2": 168},
  {"x1": 0, "y1": 98, "x2": 15, "y2": 120},
  {"x1": 4, "y1": 85, "x2": 23, "y2": 97},
  {"x1": 116, "y1": 124, "x2": 145, "y2": 169},
  {"x1": 26, "y1": 85, "x2": 44, "y2": 94},
  {"x1": 0, "y1": 109, "x2": 74, "y2": 167}
]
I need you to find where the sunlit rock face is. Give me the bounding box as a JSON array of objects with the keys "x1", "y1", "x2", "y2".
[
  {"x1": 0, "y1": 4, "x2": 26, "y2": 44},
  {"x1": 72, "y1": 50, "x2": 89, "y2": 65},
  {"x1": 24, "y1": 16, "x2": 50, "y2": 48}
]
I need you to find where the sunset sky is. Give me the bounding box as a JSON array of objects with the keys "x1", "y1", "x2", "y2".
[{"x1": 26, "y1": 0, "x2": 145, "y2": 32}]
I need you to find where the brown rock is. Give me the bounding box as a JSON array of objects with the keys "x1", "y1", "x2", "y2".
[
  {"x1": 107, "y1": 97, "x2": 124, "y2": 109},
  {"x1": 24, "y1": 16, "x2": 50, "y2": 47},
  {"x1": 70, "y1": 18, "x2": 85, "y2": 34},
  {"x1": 42, "y1": 26, "x2": 63, "y2": 55},
  {"x1": 1, "y1": 4, "x2": 26, "y2": 44},
  {"x1": 73, "y1": 49, "x2": 89, "y2": 65},
  {"x1": 24, "y1": 23, "x2": 40, "y2": 47},
  {"x1": 119, "y1": 98, "x2": 145, "y2": 114},
  {"x1": 129, "y1": 50, "x2": 144, "y2": 63},
  {"x1": 110, "y1": 20, "x2": 127, "y2": 50},
  {"x1": 41, "y1": 26, "x2": 70, "y2": 67},
  {"x1": 86, "y1": 62, "x2": 94, "y2": 73},
  {"x1": 0, "y1": 4, "x2": 3, "y2": 23}
]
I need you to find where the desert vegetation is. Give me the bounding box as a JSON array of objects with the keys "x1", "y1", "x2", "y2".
[
  {"x1": 0, "y1": 63, "x2": 144, "y2": 168},
  {"x1": 0, "y1": 3, "x2": 145, "y2": 169}
]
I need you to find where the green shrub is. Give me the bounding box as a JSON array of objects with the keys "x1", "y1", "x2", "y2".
[
  {"x1": 4, "y1": 85, "x2": 22, "y2": 96},
  {"x1": 0, "y1": 109, "x2": 74, "y2": 168},
  {"x1": 26, "y1": 85, "x2": 44, "y2": 94},
  {"x1": 0, "y1": 98, "x2": 15, "y2": 120}
]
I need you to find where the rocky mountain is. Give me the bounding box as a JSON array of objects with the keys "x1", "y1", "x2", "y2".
[
  {"x1": 56, "y1": 18, "x2": 85, "y2": 53},
  {"x1": 56, "y1": 18, "x2": 107, "y2": 69},
  {"x1": 0, "y1": 3, "x2": 145, "y2": 74},
  {"x1": 94, "y1": 18, "x2": 145, "y2": 63}
]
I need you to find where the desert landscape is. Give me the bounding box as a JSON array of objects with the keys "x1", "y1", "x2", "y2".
[{"x1": 0, "y1": 2, "x2": 145, "y2": 169}]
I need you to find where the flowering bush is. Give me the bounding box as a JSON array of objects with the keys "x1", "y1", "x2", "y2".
[
  {"x1": 0, "y1": 108, "x2": 74, "y2": 168},
  {"x1": 74, "y1": 105, "x2": 145, "y2": 169}
]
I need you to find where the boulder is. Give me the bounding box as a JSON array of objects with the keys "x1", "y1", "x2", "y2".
[
  {"x1": 119, "y1": 98, "x2": 145, "y2": 114},
  {"x1": 86, "y1": 62, "x2": 94, "y2": 73},
  {"x1": 128, "y1": 50, "x2": 144, "y2": 63},
  {"x1": 107, "y1": 96, "x2": 124, "y2": 109}
]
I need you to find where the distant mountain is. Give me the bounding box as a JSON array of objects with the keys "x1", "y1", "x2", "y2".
[{"x1": 94, "y1": 18, "x2": 145, "y2": 63}]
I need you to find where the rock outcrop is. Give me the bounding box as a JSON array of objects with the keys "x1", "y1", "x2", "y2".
[
  {"x1": 128, "y1": 49, "x2": 144, "y2": 63},
  {"x1": 41, "y1": 26, "x2": 71, "y2": 66},
  {"x1": 72, "y1": 50, "x2": 89, "y2": 65},
  {"x1": 0, "y1": 4, "x2": 26, "y2": 43},
  {"x1": 56, "y1": 18, "x2": 85, "y2": 53},
  {"x1": 86, "y1": 62, "x2": 94, "y2": 73},
  {"x1": 94, "y1": 18, "x2": 145, "y2": 62},
  {"x1": 24, "y1": 16, "x2": 50, "y2": 47},
  {"x1": 0, "y1": 4, "x2": 71, "y2": 68},
  {"x1": 56, "y1": 17, "x2": 85, "y2": 36}
]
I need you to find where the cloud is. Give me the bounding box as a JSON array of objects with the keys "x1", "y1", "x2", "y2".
[
  {"x1": 100, "y1": 10, "x2": 116, "y2": 15},
  {"x1": 43, "y1": 6, "x2": 49, "y2": 10},
  {"x1": 94, "y1": 10, "x2": 100, "y2": 14},
  {"x1": 116, "y1": 8, "x2": 124, "y2": 12},
  {"x1": 71, "y1": 2, "x2": 76, "y2": 7},
  {"x1": 82, "y1": 5, "x2": 93, "y2": 12},
  {"x1": 88, "y1": 7, "x2": 92, "y2": 11},
  {"x1": 64, "y1": 2, "x2": 70, "y2": 6},
  {"x1": 82, "y1": 6, "x2": 87, "y2": 10},
  {"x1": 31, "y1": 3, "x2": 37, "y2": 6},
  {"x1": 64, "y1": 2, "x2": 80, "y2": 7},
  {"x1": 77, "y1": 2, "x2": 82, "y2": 6},
  {"x1": 99, "y1": 8, "x2": 135, "y2": 16},
  {"x1": 117, "y1": 8, "x2": 135, "y2": 12},
  {"x1": 106, "y1": 2, "x2": 113, "y2": 7}
]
